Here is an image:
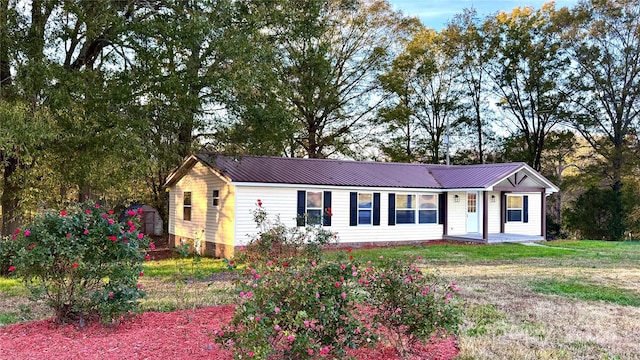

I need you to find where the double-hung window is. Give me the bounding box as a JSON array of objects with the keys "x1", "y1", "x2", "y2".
[
  {"x1": 396, "y1": 194, "x2": 416, "y2": 224},
  {"x1": 212, "y1": 190, "x2": 220, "y2": 207},
  {"x1": 507, "y1": 195, "x2": 523, "y2": 222},
  {"x1": 418, "y1": 194, "x2": 437, "y2": 224},
  {"x1": 358, "y1": 193, "x2": 373, "y2": 225},
  {"x1": 183, "y1": 192, "x2": 192, "y2": 221},
  {"x1": 306, "y1": 191, "x2": 323, "y2": 225}
]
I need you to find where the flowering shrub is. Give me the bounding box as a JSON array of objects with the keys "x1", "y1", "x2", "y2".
[
  {"x1": 363, "y1": 256, "x2": 462, "y2": 357},
  {"x1": 6, "y1": 199, "x2": 151, "y2": 324},
  {"x1": 239, "y1": 201, "x2": 337, "y2": 267},
  {"x1": 216, "y1": 255, "x2": 373, "y2": 359},
  {"x1": 217, "y1": 202, "x2": 463, "y2": 359}
]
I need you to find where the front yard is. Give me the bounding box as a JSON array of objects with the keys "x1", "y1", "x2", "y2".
[{"x1": 2, "y1": 240, "x2": 640, "y2": 359}]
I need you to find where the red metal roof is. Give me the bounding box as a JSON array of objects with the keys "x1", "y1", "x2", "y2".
[{"x1": 188, "y1": 153, "x2": 554, "y2": 191}]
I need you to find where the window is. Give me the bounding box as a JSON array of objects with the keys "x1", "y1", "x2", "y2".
[
  {"x1": 507, "y1": 195, "x2": 522, "y2": 222},
  {"x1": 212, "y1": 190, "x2": 220, "y2": 207},
  {"x1": 418, "y1": 194, "x2": 437, "y2": 224},
  {"x1": 306, "y1": 191, "x2": 323, "y2": 225},
  {"x1": 396, "y1": 194, "x2": 416, "y2": 224},
  {"x1": 467, "y1": 193, "x2": 477, "y2": 213},
  {"x1": 358, "y1": 193, "x2": 373, "y2": 225},
  {"x1": 183, "y1": 192, "x2": 192, "y2": 221}
]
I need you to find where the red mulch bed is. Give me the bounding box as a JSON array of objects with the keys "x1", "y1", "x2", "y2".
[{"x1": 0, "y1": 306, "x2": 458, "y2": 360}]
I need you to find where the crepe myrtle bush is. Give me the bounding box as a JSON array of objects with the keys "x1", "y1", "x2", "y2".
[
  {"x1": 216, "y1": 254, "x2": 374, "y2": 359},
  {"x1": 6, "y1": 199, "x2": 152, "y2": 324},
  {"x1": 362, "y1": 256, "x2": 463, "y2": 357}
]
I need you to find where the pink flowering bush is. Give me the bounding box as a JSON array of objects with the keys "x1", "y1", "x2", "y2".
[
  {"x1": 216, "y1": 255, "x2": 373, "y2": 359},
  {"x1": 217, "y1": 204, "x2": 463, "y2": 359},
  {"x1": 6, "y1": 199, "x2": 151, "y2": 324},
  {"x1": 363, "y1": 257, "x2": 462, "y2": 357}
]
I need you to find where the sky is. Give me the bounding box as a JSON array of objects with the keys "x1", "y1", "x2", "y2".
[{"x1": 386, "y1": 0, "x2": 580, "y2": 30}]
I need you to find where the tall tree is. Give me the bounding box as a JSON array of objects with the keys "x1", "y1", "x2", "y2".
[
  {"x1": 557, "y1": 0, "x2": 640, "y2": 239},
  {"x1": 483, "y1": 4, "x2": 571, "y2": 171},
  {"x1": 227, "y1": 0, "x2": 415, "y2": 159},
  {"x1": 443, "y1": 8, "x2": 494, "y2": 164},
  {"x1": 378, "y1": 28, "x2": 462, "y2": 164}
]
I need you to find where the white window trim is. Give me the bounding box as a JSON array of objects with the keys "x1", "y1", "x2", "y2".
[
  {"x1": 212, "y1": 189, "x2": 220, "y2": 207},
  {"x1": 183, "y1": 191, "x2": 192, "y2": 221},
  {"x1": 306, "y1": 191, "x2": 323, "y2": 226},
  {"x1": 507, "y1": 195, "x2": 523, "y2": 223},
  {"x1": 357, "y1": 192, "x2": 373, "y2": 226},
  {"x1": 418, "y1": 194, "x2": 438, "y2": 224}
]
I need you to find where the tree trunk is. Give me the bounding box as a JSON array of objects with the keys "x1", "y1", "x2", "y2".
[{"x1": 1, "y1": 156, "x2": 21, "y2": 236}]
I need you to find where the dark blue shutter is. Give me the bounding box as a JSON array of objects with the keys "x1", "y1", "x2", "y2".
[
  {"x1": 323, "y1": 191, "x2": 332, "y2": 226},
  {"x1": 438, "y1": 193, "x2": 446, "y2": 224},
  {"x1": 373, "y1": 193, "x2": 381, "y2": 226},
  {"x1": 297, "y1": 191, "x2": 306, "y2": 226},
  {"x1": 523, "y1": 195, "x2": 529, "y2": 223},
  {"x1": 388, "y1": 193, "x2": 396, "y2": 226},
  {"x1": 349, "y1": 192, "x2": 357, "y2": 226}
]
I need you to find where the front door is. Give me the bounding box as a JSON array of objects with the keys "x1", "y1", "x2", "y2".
[{"x1": 466, "y1": 192, "x2": 479, "y2": 233}]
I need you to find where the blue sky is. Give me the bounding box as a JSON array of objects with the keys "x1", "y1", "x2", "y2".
[{"x1": 387, "y1": 0, "x2": 580, "y2": 30}]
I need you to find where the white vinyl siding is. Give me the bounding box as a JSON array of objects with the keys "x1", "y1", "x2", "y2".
[
  {"x1": 505, "y1": 193, "x2": 542, "y2": 235},
  {"x1": 234, "y1": 186, "x2": 444, "y2": 246},
  {"x1": 447, "y1": 192, "x2": 467, "y2": 235},
  {"x1": 168, "y1": 162, "x2": 235, "y2": 248}
]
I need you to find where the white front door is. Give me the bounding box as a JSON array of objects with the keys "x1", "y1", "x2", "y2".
[{"x1": 466, "y1": 192, "x2": 479, "y2": 233}]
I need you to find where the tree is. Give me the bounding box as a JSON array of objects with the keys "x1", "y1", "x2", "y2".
[
  {"x1": 483, "y1": 4, "x2": 571, "y2": 171},
  {"x1": 443, "y1": 8, "x2": 494, "y2": 164},
  {"x1": 227, "y1": 0, "x2": 415, "y2": 159},
  {"x1": 378, "y1": 28, "x2": 462, "y2": 164},
  {"x1": 557, "y1": 0, "x2": 640, "y2": 240}
]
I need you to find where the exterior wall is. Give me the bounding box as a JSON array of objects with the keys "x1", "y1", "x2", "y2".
[
  {"x1": 447, "y1": 191, "x2": 467, "y2": 235},
  {"x1": 234, "y1": 185, "x2": 444, "y2": 246},
  {"x1": 168, "y1": 162, "x2": 235, "y2": 258},
  {"x1": 504, "y1": 192, "x2": 542, "y2": 236},
  {"x1": 487, "y1": 191, "x2": 502, "y2": 233}
]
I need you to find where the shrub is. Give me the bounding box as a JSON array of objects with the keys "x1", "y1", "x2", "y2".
[
  {"x1": 217, "y1": 203, "x2": 463, "y2": 359},
  {"x1": 216, "y1": 256, "x2": 373, "y2": 359},
  {"x1": 6, "y1": 199, "x2": 151, "y2": 324},
  {"x1": 363, "y1": 256, "x2": 462, "y2": 357},
  {"x1": 239, "y1": 201, "x2": 336, "y2": 267}
]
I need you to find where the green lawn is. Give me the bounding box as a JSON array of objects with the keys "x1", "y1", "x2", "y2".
[{"x1": 3, "y1": 240, "x2": 640, "y2": 358}]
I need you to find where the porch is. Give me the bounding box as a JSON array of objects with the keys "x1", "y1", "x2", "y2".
[{"x1": 444, "y1": 233, "x2": 545, "y2": 244}]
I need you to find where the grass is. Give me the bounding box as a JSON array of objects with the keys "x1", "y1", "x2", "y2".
[
  {"x1": 3, "y1": 240, "x2": 640, "y2": 358},
  {"x1": 143, "y1": 257, "x2": 231, "y2": 280},
  {"x1": 530, "y1": 278, "x2": 640, "y2": 307}
]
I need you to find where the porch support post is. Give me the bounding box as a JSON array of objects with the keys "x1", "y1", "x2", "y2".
[
  {"x1": 443, "y1": 194, "x2": 448, "y2": 236},
  {"x1": 500, "y1": 191, "x2": 506, "y2": 233},
  {"x1": 541, "y1": 189, "x2": 546, "y2": 239},
  {"x1": 483, "y1": 191, "x2": 489, "y2": 243}
]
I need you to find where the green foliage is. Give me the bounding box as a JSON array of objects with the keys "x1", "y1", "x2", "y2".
[
  {"x1": 564, "y1": 187, "x2": 626, "y2": 240},
  {"x1": 530, "y1": 278, "x2": 640, "y2": 307},
  {"x1": 238, "y1": 204, "x2": 337, "y2": 266},
  {"x1": 217, "y1": 257, "x2": 372, "y2": 359},
  {"x1": 364, "y1": 256, "x2": 463, "y2": 357},
  {"x1": 216, "y1": 206, "x2": 464, "y2": 359},
  {"x1": 6, "y1": 199, "x2": 151, "y2": 324}
]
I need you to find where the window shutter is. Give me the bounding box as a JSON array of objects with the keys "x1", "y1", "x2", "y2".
[
  {"x1": 349, "y1": 192, "x2": 357, "y2": 226},
  {"x1": 523, "y1": 195, "x2": 529, "y2": 223},
  {"x1": 373, "y1": 193, "x2": 381, "y2": 226},
  {"x1": 438, "y1": 193, "x2": 446, "y2": 224},
  {"x1": 297, "y1": 190, "x2": 306, "y2": 226},
  {"x1": 323, "y1": 191, "x2": 332, "y2": 226},
  {"x1": 388, "y1": 193, "x2": 396, "y2": 226}
]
